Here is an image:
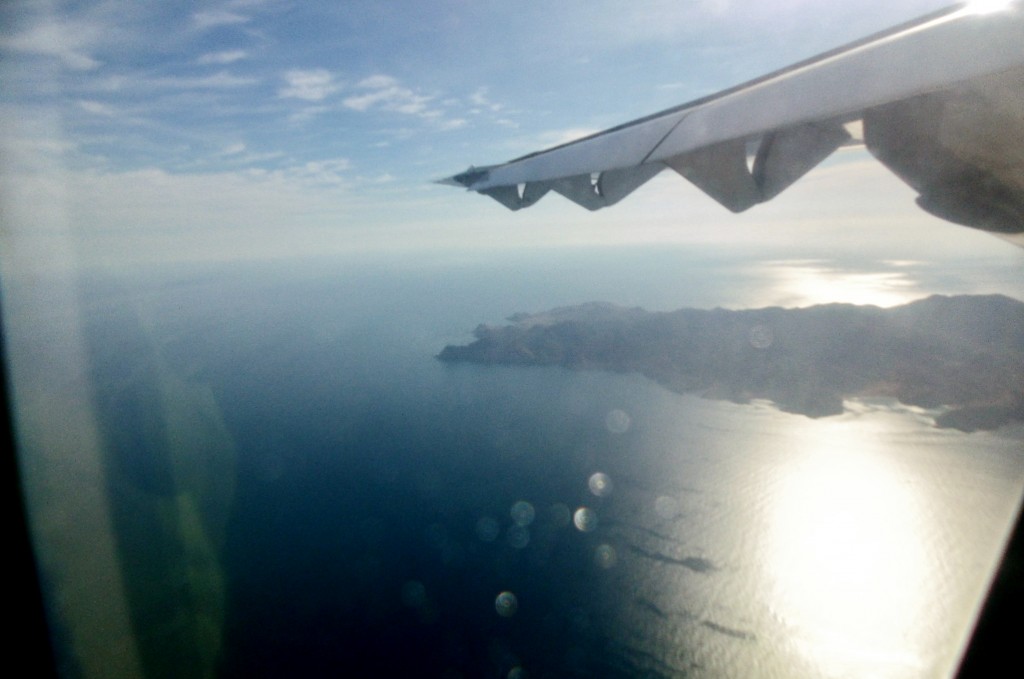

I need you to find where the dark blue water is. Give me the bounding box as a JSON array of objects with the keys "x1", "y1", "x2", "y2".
[
  {"x1": 65, "y1": 247, "x2": 1024, "y2": 678},
  {"x1": 79, "y1": 251, "x2": 702, "y2": 678}
]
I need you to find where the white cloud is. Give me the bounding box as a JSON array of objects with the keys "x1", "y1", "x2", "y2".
[
  {"x1": 4, "y1": 128, "x2": 1014, "y2": 271},
  {"x1": 1, "y1": 157, "x2": 366, "y2": 267},
  {"x1": 77, "y1": 100, "x2": 117, "y2": 116},
  {"x1": 218, "y1": 142, "x2": 247, "y2": 156},
  {"x1": 287, "y1": 105, "x2": 330, "y2": 124},
  {"x1": 81, "y1": 72, "x2": 258, "y2": 92},
  {"x1": 207, "y1": 147, "x2": 287, "y2": 166},
  {"x1": 279, "y1": 69, "x2": 340, "y2": 101},
  {"x1": 193, "y1": 10, "x2": 250, "y2": 30},
  {"x1": 343, "y1": 76, "x2": 433, "y2": 115},
  {"x1": 438, "y1": 118, "x2": 468, "y2": 131},
  {"x1": 343, "y1": 89, "x2": 395, "y2": 111},
  {"x1": 394, "y1": 98, "x2": 432, "y2": 115},
  {"x1": 150, "y1": 71, "x2": 259, "y2": 89},
  {"x1": 468, "y1": 87, "x2": 502, "y2": 112},
  {"x1": 292, "y1": 157, "x2": 352, "y2": 184},
  {"x1": 196, "y1": 50, "x2": 249, "y2": 65},
  {"x1": 0, "y1": 18, "x2": 104, "y2": 70},
  {"x1": 357, "y1": 74, "x2": 399, "y2": 89},
  {"x1": 348, "y1": 79, "x2": 470, "y2": 130}
]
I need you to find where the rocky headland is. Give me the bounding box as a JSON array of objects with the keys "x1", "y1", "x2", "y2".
[{"x1": 438, "y1": 295, "x2": 1024, "y2": 431}]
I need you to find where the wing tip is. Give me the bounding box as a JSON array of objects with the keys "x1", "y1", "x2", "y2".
[{"x1": 435, "y1": 166, "x2": 492, "y2": 188}]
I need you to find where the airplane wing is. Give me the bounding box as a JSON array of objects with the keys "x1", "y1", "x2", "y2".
[{"x1": 441, "y1": 2, "x2": 1024, "y2": 239}]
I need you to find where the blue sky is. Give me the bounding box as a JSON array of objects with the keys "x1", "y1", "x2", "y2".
[{"x1": 2, "y1": 0, "x2": 1019, "y2": 267}]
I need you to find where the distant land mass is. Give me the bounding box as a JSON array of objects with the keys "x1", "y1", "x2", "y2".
[{"x1": 438, "y1": 295, "x2": 1024, "y2": 432}]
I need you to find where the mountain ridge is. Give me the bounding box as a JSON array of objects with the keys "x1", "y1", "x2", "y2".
[{"x1": 438, "y1": 294, "x2": 1024, "y2": 431}]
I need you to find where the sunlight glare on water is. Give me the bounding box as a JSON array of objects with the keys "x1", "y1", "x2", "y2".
[
  {"x1": 761, "y1": 421, "x2": 932, "y2": 676},
  {"x1": 759, "y1": 260, "x2": 922, "y2": 308}
]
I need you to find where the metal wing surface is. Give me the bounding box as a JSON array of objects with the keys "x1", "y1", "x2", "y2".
[{"x1": 442, "y1": 2, "x2": 1024, "y2": 239}]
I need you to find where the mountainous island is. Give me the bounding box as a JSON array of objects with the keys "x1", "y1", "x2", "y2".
[{"x1": 438, "y1": 295, "x2": 1024, "y2": 432}]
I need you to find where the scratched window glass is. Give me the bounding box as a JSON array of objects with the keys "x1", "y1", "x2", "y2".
[{"x1": 2, "y1": 2, "x2": 1022, "y2": 677}]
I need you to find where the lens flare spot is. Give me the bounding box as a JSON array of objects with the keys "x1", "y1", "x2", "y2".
[
  {"x1": 506, "y1": 525, "x2": 531, "y2": 549},
  {"x1": 595, "y1": 543, "x2": 617, "y2": 569},
  {"x1": 495, "y1": 591, "x2": 518, "y2": 617},
  {"x1": 605, "y1": 409, "x2": 631, "y2": 433},
  {"x1": 573, "y1": 507, "x2": 598, "y2": 532},
  {"x1": 510, "y1": 500, "x2": 536, "y2": 527},
  {"x1": 654, "y1": 495, "x2": 680, "y2": 520},
  {"x1": 588, "y1": 472, "x2": 613, "y2": 497}
]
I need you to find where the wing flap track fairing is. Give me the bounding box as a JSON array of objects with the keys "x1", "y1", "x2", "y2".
[{"x1": 443, "y1": 2, "x2": 1024, "y2": 237}]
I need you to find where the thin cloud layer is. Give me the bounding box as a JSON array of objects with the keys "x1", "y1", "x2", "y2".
[
  {"x1": 193, "y1": 10, "x2": 250, "y2": 31},
  {"x1": 343, "y1": 76, "x2": 433, "y2": 115},
  {"x1": 1, "y1": 0, "x2": 989, "y2": 266},
  {"x1": 279, "y1": 69, "x2": 341, "y2": 101},
  {"x1": 0, "y1": 17, "x2": 105, "y2": 70},
  {"x1": 197, "y1": 49, "x2": 249, "y2": 65}
]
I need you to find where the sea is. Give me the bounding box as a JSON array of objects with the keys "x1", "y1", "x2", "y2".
[{"x1": 8, "y1": 244, "x2": 1024, "y2": 678}]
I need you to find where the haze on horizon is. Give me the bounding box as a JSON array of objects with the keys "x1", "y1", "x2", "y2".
[{"x1": 3, "y1": 0, "x2": 1021, "y2": 273}]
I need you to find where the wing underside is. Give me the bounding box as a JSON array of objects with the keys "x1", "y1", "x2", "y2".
[{"x1": 442, "y1": 2, "x2": 1024, "y2": 238}]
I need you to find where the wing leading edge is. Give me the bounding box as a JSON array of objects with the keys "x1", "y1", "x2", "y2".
[{"x1": 442, "y1": 2, "x2": 1024, "y2": 238}]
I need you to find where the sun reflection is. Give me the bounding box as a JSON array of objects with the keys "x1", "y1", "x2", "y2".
[
  {"x1": 762, "y1": 423, "x2": 932, "y2": 675},
  {"x1": 761, "y1": 260, "x2": 921, "y2": 308}
]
